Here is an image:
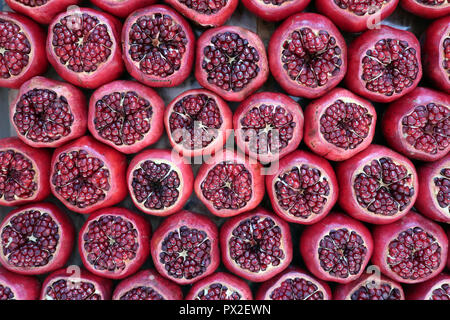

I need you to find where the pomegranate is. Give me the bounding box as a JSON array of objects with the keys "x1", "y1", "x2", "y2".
[
  {"x1": 40, "y1": 267, "x2": 113, "y2": 300},
  {"x1": 266, "y1": 150, "x2": 338, "y2": 225},
  {"x1": 422, "y1": 16, "x2": 450, "y2": 94},
  {"x1": 333, "y1": 272, "x2": 405, "y2": 300},
  {"x1": 0, "y1": 266, "x2": 40, "y2": 300},
  {"x1": 185, "y1": 272, "x2": 253, "y2": 300},
  {"x1": 5, "y1": 0, "x2": 81, "y2": 25},
  {"x1": 164, "y1": 0, "x2": 238, "y2": 27},
  {"x1": 372, "y1": 211, "x2": 448, "y2": 284},
  {"x1": 256, "y1": 266, "x2": 332, "y2": 300},
  {"x1": 304, "y1": 88, "x2": 377, "y2": 162},
  {"x1": 194, "y1": 149, "x2": 265, "y2": 218},
  {"x1": 0, "y1": 137, "x2": 51, "y2": 207},
  {"x1": 113, "y1": 269, "x2": 183, "y2": 300},
  {"x1": 50, "y1": 136, "x2": 127, "y2": 214},
  {"x1": 195, "y1": 25, "x2": 269, "y2": 102},
  {"x1": 90, "y1": 0, "x2": 159, "y2": 18},
  {"x1": 10, "y1": 76, "x2": 87, "y2": 149},
  {"x1": 127, "y1": 149, "x2": 194, "y2": 217},
  {"x1": 407, "y1": 273, "x2": 449, "y2": 300},
  {"x1": 46, "y1": 7, "x2": 124, "y2": 89},
  {"x1": 150, "y1": 210, "x2": 220, "y2": 285},
  {"x1": 164, "y1": 88, "x2": 233, "y2": 158},
  {"x1": 0, "y1": 203, "x2": 74, "y2": 276},
  {"x1": 88, "y1": 80, "x2": 165, "y2": 154},
  {"x1": 336, "y1": 144, "x2": 418, "y2": 225},
  {"x1": 0, "y1": 11, "x2": 47, "y2": 89},
  {"x1": 382, "y1": 87, "x2": 449, "y2": 162},
  {"x1": 315, "y1": 0, "x2": 399, "y2": 32},
  {"x1": 233, "y1": 92, "x2": 304, "y2": 164},
  {"x1": 241, "y1": 0, "x2": 311, "y2": 22},
  {"x1": 269, "y1": 13, "x2": 347, "y2": 99},
  {"x1": 122, "y1": 5, "x2": 195, "y2": 88},
  {"x1": 299, "y1": 212, "x2": 374, "y2": 284},
  {"x1": 345, "y1": 25, "x2": 422, "y2": 103},
  {"x1": 220, "y1": 207, "x2": 293, "y2": 282},
  {"x1": 400, "y1": 0, "x2": 450, "y2": 19}
]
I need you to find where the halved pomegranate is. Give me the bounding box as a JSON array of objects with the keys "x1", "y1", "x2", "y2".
[
  {"x1": 400, "y1": 0, "x2": 450, "y2": 19},
  {"x1": 0, "y1": 11, "x2": 47, "y2": 89},
  {"x1": 315, "y1": 0, "x2": 399, "y2": 32},
  {"x1": 122, "y1": 5, "x2": 195, "y2": 88},
  {"x1": 90, "y1": 0, "x2": 158, "y2": 18},
  {"x1": 150, "y1": 210, "x2": 220, "y2": 285},
  {"x1": 299, "y1": 212, "x2": 374, "y2": 284},
  {"x1": 382, "y1": 87, "x2": 449, "y2": 162},
  {"x1": 336, "y1": 144, "x2": 418, "y2": 225},
  {"x1": 113, "y1": 269, "x2": 183, "y2": 300},
  {"x1": 0, "y1": 203, "x2": 74, "y2": 275},
  {"x1": 372, "y1": 211, "x2": 448, "y2": 284},
  {"x1": 233, "y1": 92, "x2": 304, "y2": 164},
  {"x1": 241, "y1": 0, "x2": 311, "y2": 22},
  {"x1": 333, "y1": 272, "x2": 405, "y2": 300},
  {"x1": 345, "y1": 25, "x2": 422, "y2": 103},
  {"x1": 0, "y1": 266, "x2": 40, "y2": 300},
  {"x1": 46, "y1": 7, "x2": 124, "y2": 89},
  {"x1": 194, "y1": 149, "x2": 265, "y2": 218},
  {"x1": 0, "y1": 137, "x2": 51, "y2": 207},
  {"x1": 88, "y1": 80, "x2": 165, "y2": 154},
  {"x1": 407, "y1": 274, "x2": 449, "y2": 300},
  {"x1": 164, "y1": 0, "x2": 238, "y2": 27},
  {"x1": 185, "y1": 272, "x2": 253, "y2": 300},
  {"x1": 304, "y1": 88, "x2": 377, "y2": 162},
  {"x1": 195, "y1": 25, "x2": 269, "y2": 102},
  {"x1": 10, "y1": 76, "x2": 87, "y2": 149},
  {"x1": 269, "y1": 13, "x2": 347, "y2": 99},
  {"x1": 40, "y1": 267, "x2": 113, "y2": 300},
  {"x1": 127, "y1": 149, "x2": 194, "y2": 217},
  {"x1": 50, "y1": 136, "x2": 127, "y2": 214},
  {"x1": 256, "y1": 266, "x2": 332, "y2": 300},
  {"x1": 5, "y1": 0, "x2": 81, "y2": 24},
  {"x1": 266, "y1": 150, "x2": 338, "y2": 225},
  {"x1": 422, "y1": 16, "x2": 450, "y2": 94},
  {"x1": 164, "y1": 88, "x2": 233, "y2": 158},
  {"x1": 220, "y1": 207, "x2": 293, "y2": 282}
]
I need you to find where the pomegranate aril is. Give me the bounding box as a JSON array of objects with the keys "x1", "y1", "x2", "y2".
[
  {"x1": 415, "y1": 0, "x2": 445, "y2": 4},
  {"x1": 10, "y1": 0, "x2": 49, "y2": 6},
  {"x1": 435, "y1": 168, "x2": 450, "y2": 210},
  {"x1": 430, "y1": 283, "x2": 450, "y2": 300},
  {"x1": 0, "y1": 284, "x2": 14, "y2": 300},
  {"x1": 262, "y1": 0, "x2": 291, "y2": 4},
  {"x1": 119, "y1": 286, "x2": 164, "y2": 300},
  {"x1": 333, "y1": 0, "x2": 391, "y2": 15},
  {"x1": 44, "y1": 279, "x2": 102, "y2": 300},
  {"x1": 195, "y1": 283, "x2": 242, "y2": 300},
  {"x1": 444, "y1": 37, "x2": 450, "y2": 77},
  {"x1": 178, "y1": 0, "x2": 227, "y2": 13},
  {"x1": 350, "y1": 282, "x2": 402, "y2": 300},
  {"x1": 270, "y1": 277, "x2": 325, "y2": 300}
]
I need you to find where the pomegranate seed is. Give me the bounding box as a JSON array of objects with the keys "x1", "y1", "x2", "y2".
[
  {"x1": 195, "y1": 283, "x2": 242, "y2": 300},
  {"x1": 430, "y1": 283, "x2": 450, "y2": 300},
  {"x1": 333, "y1": 0, "x2": 392, "y2": 15},
  {"x1": 262, "y1": 0, "x2": 291, "y2": 4},
  {"x1": 443, "y1": 37, "x2": 450, "y2": 77},
  {"x1": 415, "y1": 0, "x2": 446, "y2": 4},
  {"x1": 350, "y1": 282, "x2": 402, "y2": 300},
  {"x1": 45, "y1": 279, "x2": 102, "y2": 300},
  {"x1": 178, "y1": 0, "x2": 227, "y2": 13},
  {"x1": 119, "y1": 286, "x2": 164, "y2": 300},
  {"x1": 434, "y1": 168, "x2": 450, "y2": 210},
  {"x1": 270, "y1": 277, "x2": 326, "y2": 300},
  {"x1": 10, "y1": 0, "x2": 49, "y2": 6},
  {"x1": 0, "y1": 284, "x2": 14, "y2": 300}
]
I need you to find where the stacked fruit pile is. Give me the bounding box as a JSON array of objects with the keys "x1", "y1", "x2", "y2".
[{"x1": 0, "y1": 0, "x2": 448, "y2": 301}]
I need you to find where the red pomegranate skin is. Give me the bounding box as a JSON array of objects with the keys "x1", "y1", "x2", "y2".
[
  {"x1": 194, "y1": 149, "x2": 265, "y2": 218},
  {"x1": 90, "y1": 0, "x2": 159, "y2": 18},
  {"x1": 266, "y1": 150, "x2": 338, "y2": 225},
  {"x1": 423, "y1": 16, "x2": 450, "y2": 94},
  {"x1": 10, "y1": 76, "x2": 88, "y2": 149},
  {"x1": 0, "y1": 202, "x2": 74, "y2": 275},
  {"x1": 220, "y1": 207, "x2": 293, "y2": 282},
  {"x1": 113, "y1": 269, "x2": 183, "y2": 300},
  {"x1": 333, "y1": 272, "x2": 405, "y2": 300},
  {"x1": 0, "y1": 11, "x2": 48, "y2": 89},
  {"x1": 256, "y1": 266, "x2": 332, "y2": 300},
  {"x1": 345, "y1": 25, "x2": 422, "y2": 103},
  {"x1": 336, "y1": 144, "x2": 418, "y2": 225},
  {"x1": 233, "y1": 92, "x2": 304, "y2": 164},
  {"x1": 382, "y1": 87, "x2": 450, "y2": 162},
  {"x1": 304, "y1": 88, "x2": 377, "y2": 162},
  {"x1": 0, "y1": 137, "x2": 51, "y2": 207},
  {"x1": 407, "y1": 273, "x2": 450, "y2": 300},
  {"x1": 241, "y1": 0, "x2": 311, "y2": 22},
  {"x1": 46, "y1": 7, "x2": 124, "y2": 89},
  {"x1": 78, "y1": 207, "x2": 151, "y2": 280},
  {"x1": 299, "y1": 212, "x2": 374, "y2": 284},
  {"x1": 372, "y1": 211, "x2": 449, "y2": 284},
  {"x1": 0, "y1": 266, "x2": 40, "y2": 300},
  {"x1": 40, "y1": 267, "x2": 113, "y2": 300},
  {"x1": 400, "y1": 0, "x2": 450, "y2": 19},
  {"x1": 50, "y1": 135, "x2": 128, "y2": 214},
  {"x1": 122, "y1": 5, "x2": 195, "y2": 88},
  {"x1": 185, "y1": 272, "x2": 253, "y2": 300},
  {"x1": 5, "y1": 0, "x2": 81, "y2": 24},
  {"x1": 88, "y1": 80, "x2": 165, "y2": 154},
  {"x1": 150, "y1": 210, "x2": 220, "y2": 285}
]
